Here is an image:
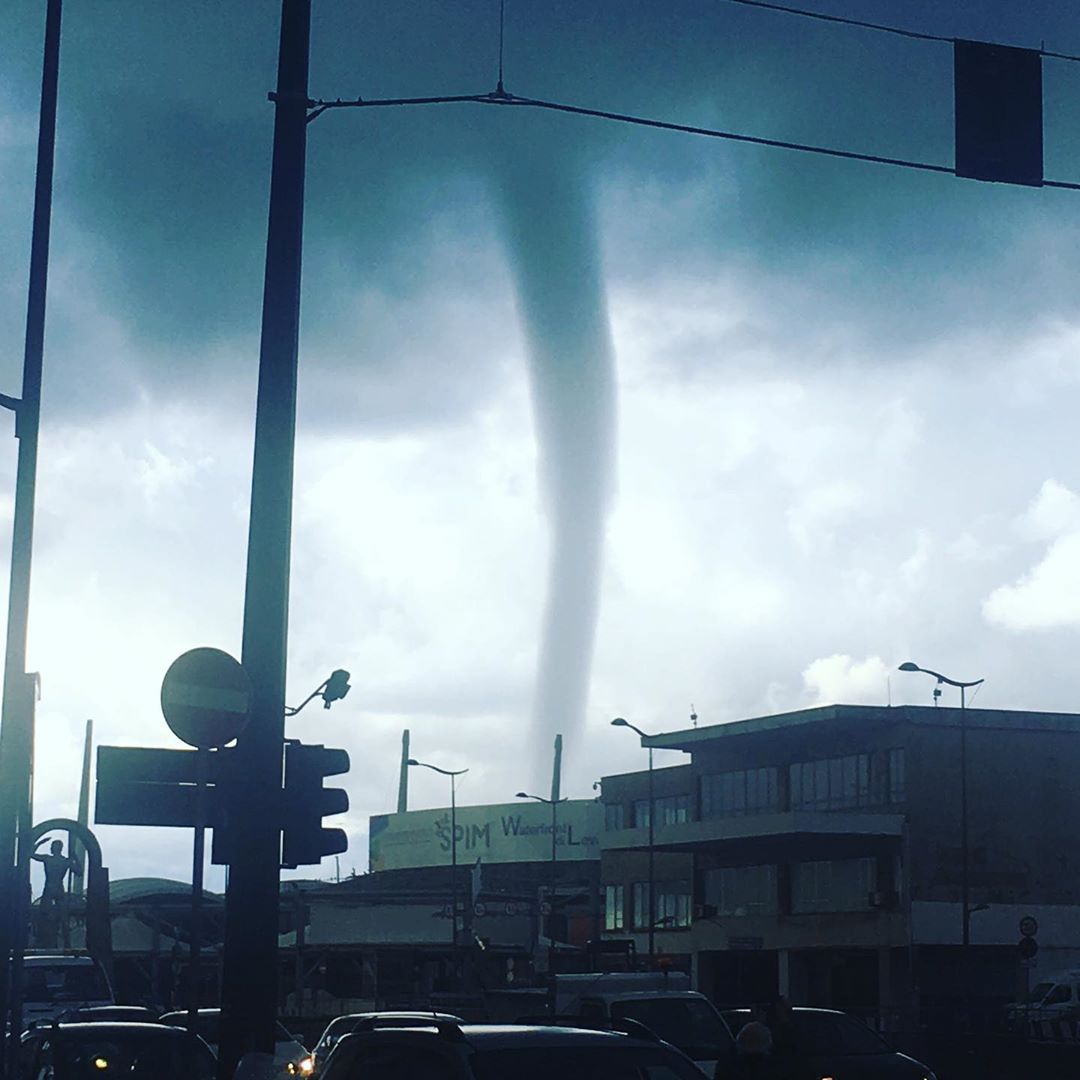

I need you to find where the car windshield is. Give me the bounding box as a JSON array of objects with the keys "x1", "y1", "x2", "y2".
[
  {"x1": 610, "y1": 998, "x2": 734, "y2": 1058},
  {"x1": 790, "y1": 1012, "x2": 891, "y2": 1056},
  {"x1": 55, "y1": 1033, "x2": 215, "y2": 1080},
  {"x1": 318, "y1": 1017, "x2": 358, "y2": 1053},
  {"x1": 23, "y1": 967, "x2": 110, "y2": 1004},
  {"x1": 469, "y1": 1045, "x2": 705, "y2": 1080},
  {"x1": 1025, "y1": 982, "x2": 1055, "y2": 1004}
]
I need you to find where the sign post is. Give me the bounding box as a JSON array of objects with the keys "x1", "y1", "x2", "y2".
[{"x1": 160, "y1": 648, "x2": 252, "y2": 1035}]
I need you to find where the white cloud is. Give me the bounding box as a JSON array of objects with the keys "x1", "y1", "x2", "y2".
[
  {"x1": 1014, "y1": 479, "x2": 1080, "y2": 542},
  {"x1": 983, "y1": 533, "x2": 1080, "y2": 631},
  {"x1": 801, "y1": 654, "x2": 891, "y2": 706}
]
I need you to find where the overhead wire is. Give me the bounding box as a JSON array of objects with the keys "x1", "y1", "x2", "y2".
[
  {"x1": 717, "y1": 0, "x2": 1080, "y2": 63},
  {"x1": 303, "y1": 0, "x2": 1080, "y2": 191},
  {"x1": 305, "y1": 90, "x2": 1080, "y2": 191}
]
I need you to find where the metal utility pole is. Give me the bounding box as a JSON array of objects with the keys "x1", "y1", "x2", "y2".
[
  {"x1": 218, "y1": 2, "x2": 310, "y2": 1076},
  {"x1": 408, "y1": 759, "x2": 468, "y2": 988},
  {"x1": 898, "y1": 662, "x2": 984, "y2": 947},
  {"x1": 611, "y1": 717, "x2": 657, "y2": 964},
  {"x1": 0, "y1": 0, "x2": 62, "y2": 1057},
  {"x1": 516, "y1": 790, "x2": 567, "y2": 977}
]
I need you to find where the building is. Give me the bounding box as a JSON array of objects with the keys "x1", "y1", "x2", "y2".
[{"x1": 598, "y1": 704, "x2": 1080, "y2": 1025}]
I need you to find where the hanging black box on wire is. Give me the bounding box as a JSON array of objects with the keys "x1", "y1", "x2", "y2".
[{"x1": 954, "y1": 39, "x2": 1043, "y2": 186}]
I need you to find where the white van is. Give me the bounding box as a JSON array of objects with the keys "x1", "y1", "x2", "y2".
[
  {"x1": 1008, "y1": 969, "x2": 1080, "y2": 1028},
  {"x1": 21, "y1": 953, "x2": 114, "y2": 1028}
]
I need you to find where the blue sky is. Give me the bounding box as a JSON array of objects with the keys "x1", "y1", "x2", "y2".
[{"x1": 3, "y1": 1, "x2": 1080, "y2": 883}]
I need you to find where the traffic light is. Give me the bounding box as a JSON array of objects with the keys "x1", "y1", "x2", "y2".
[
  {"x1": 281, "y1": 742, "x2": 350, "y2": 868},
  {"x1": 954, "y1": 40, "x2": 1042, "y2": 186}
]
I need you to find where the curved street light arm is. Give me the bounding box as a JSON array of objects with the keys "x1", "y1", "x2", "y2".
[
  {"x1": 900, "y1": 664, "x2": 984, "y2": 690},
  {"x1": 408, "y1": 759, "x2": 468, "y2": 778}
]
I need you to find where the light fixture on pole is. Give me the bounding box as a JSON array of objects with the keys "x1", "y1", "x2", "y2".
[
  {"x1": 899, "y1": 661, "x2": 984, "y2": 946},
  {"x1": 408, "y1": 758, "x2": 468, "y2": 984},
  {"x1": 517, "y1": 791, "x2": 568, "y2": 976},
  {"x1": 611, "y1": 717, "x2": 657, "y2": 965}
]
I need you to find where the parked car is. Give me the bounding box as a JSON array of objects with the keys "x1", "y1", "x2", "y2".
[
  {"x1": 55, "y1": 1006, "x2": 161, "y2": 1024},
  {"x1": 319, "y1": 1019, "x2": 708, "y2": 1079},
  {"x1": 309, "y1": 1012, "x2": 464, "y2": 1076},
  {"x1": 721, "y1": 1007, "x2": 936, "y2": 1080},
  {"x1": 159, "y1": 1008, "x2": 308, "y2": 1075},
  {"x1": 1006, "y1": 969, "x2": 1080, "y2": 1029},
  {"x1": 21, "y1": 954, "x2": 114, "y2": 1029},
  {"x1": 19, "y1": 1021, "x2": 215, "y2": 1080}
]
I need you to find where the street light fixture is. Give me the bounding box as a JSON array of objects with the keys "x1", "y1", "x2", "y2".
[
  {"x1": 408, "y1": 758, "x2": 468, "y2": 984},
  {"x1": 899, "y1": 661, "x2": 984, "y2": 947},
  {"x1": 517, "y1": 791, "x2": 568, "y2": 976},
  {"x1": 611, "y1": 717, "x2": 657, "y2": 965},
  {"x1": 284, "y1": 669, "x2": 351, "y2": 716}
]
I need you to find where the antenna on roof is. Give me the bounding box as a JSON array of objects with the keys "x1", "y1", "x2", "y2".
[{"x1": 690, "y1": 704, "x2": 698, "y2": 728}]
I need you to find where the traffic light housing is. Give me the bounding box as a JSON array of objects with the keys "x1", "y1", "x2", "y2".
[{"x1": 281, "y1": 741, "x2": 350, "y2": 868}]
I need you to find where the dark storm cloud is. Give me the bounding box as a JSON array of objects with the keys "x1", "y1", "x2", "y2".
[{"x1": 5, "y1": 0, "x2": 1080, "y2": 413}]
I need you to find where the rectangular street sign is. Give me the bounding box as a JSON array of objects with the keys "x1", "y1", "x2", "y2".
[
  {"x1": 95, "y1": 745, "x2": 234, "y2": 827},
  {"x1": 96, "y1": 746, "x2": 231, "y2": 786},
  {"x1": 95, "y1": 779, "x2": 225, "y2": 828}
]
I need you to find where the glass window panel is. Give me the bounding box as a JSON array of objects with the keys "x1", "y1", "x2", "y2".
[
  {"x1": 828, "y1": 758, "x2": 843, "y2": 807},
  {"x1": 812, "y1": 764, "x2": 829, "y2": 807},
  {"x1": 731, "y1": 772, "x2": 746, "y2": 814},
  {"x1": 604, "y1": 884, "x2": 625, "y2": 930}
]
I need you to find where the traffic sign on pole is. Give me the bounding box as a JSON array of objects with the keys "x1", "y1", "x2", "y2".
[
  {"x1": 160, "y1": 648, "x2": 252, "y2": 750},
  {"x1": 1019, "y1": 915, "x2": 1039, "y2": 938}
]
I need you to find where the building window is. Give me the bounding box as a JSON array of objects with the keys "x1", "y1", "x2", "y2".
[
  {"x1": 887, "y1": 748, "x2": 906, "y2": 803},
  {"x1": 700, "y1": 767, "x2": 779, "y2": 819},
  {"x1": 789, "y1": 753, "x2": 871, "y2": 810},
  {"x1": 605, "y1": 802, "x2": 626, "y2": 831},
  {"x1": 655, "y1": 794, "x2": 690, "y2": 826},
  {"x1": 704, "y1": 864, "x2": 777, "y2": 917},
  {"x1": 656, "y1": 882, "x2": 692, "y2": 928},
  {"x1": 604, "y1": 884, "x2": 625, "y2": 930},
  {"x1": 791, "y1": 858, "x2": 875, "y2": 913},
  {"x1": 631, "y1": 881, "x2": 652, "y2": 929},
  {"x1": 633, "y1": 799, "x2": 651, "y2": 829}
]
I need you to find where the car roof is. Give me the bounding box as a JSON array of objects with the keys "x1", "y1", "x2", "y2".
[
  {"x1": 39, "y1": 1023, "x2": 195, "y2": 1036},
  {"x1": 23, "y1": 955, "x2": 98, "y2": 965},
  {"x1": 345, "y1": 1023, "x2": 662, "y2": 1048}
]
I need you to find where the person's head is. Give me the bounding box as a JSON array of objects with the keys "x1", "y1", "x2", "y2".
[
  {"x1": 50, "y1": 840, "x2": 63, "y2": 855},
  {"x1": 735, "y1": 1021, "x2": 773, "y2": 1058}
]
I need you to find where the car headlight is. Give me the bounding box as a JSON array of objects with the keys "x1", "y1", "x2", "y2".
[{"x1": 287, "y1": 1057, "x2": 314, "y2": 1077}]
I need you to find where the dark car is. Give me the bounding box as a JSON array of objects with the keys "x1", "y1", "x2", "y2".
[
  {"x1": 310, "y1": 1012, "x2": 464, "y2": 1076},
  {"x1": 320, "y1": 1020, "x2": 708, "y2": 1079},
  {"x1": 19, "y1": 1021, "x2": 215, "y2": 1080},
  {"x1": 54, "y1": 1006, "x2": 162, "y2": 1024},
  {"x1": 721, "y1": 1008, "x2": 935, "y2": 1080},
  {"x1": 159, "y1": 1007, "x2": 309, "y2": 1074}
]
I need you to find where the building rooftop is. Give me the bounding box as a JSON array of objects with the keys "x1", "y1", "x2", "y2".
[{"x1": 643, "y1": 703, "x2": 1080, "y2": 752}]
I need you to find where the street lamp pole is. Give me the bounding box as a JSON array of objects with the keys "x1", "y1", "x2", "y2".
[
  {"x1": 612, "y1": 718, "x2": 656, "y2": 966},
  {"x1": 517, "y1": 791, "x2": 568, "y2": 976},
  {"x1": 899, "y1": 662, "x2": 983, "y2": 947},
  {"x1": 409, "y1": 759, "x2": 468, "y2": 986}
]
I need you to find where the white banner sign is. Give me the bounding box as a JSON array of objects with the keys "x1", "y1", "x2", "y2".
[{"x1": 369, "y1": 799, "x2": 602, "y2": 871}]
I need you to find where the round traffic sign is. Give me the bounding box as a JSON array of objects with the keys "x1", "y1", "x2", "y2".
[
  {"x1": 1019, "y1": 936, "x2": 1039, "y2": 961},
  {"x1": 1019, "y1": 915, "x2": 1039, "y2": 938},
  {"x1": 161, "y1": 647, "x2": 252, "y2": 749}
]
